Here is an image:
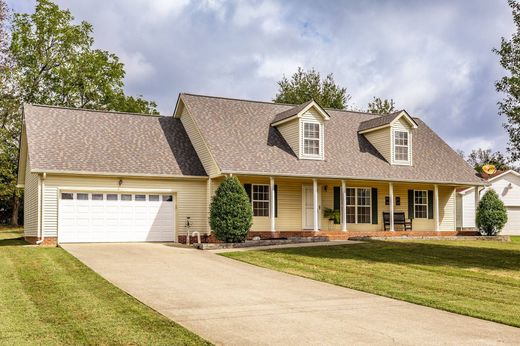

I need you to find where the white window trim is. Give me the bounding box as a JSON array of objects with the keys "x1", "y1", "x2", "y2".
[
  {"x1": 346, "y1": 187, "x2": 372, "y2": 224},
  {"x1": 300, "y1": 120, "x2": 324, "y2": 160},
  {"x1": 252, "y1": 184, "x2": 270, "y2": 217},
  {"x1": 392, "y1": 129, "x2": 412, "y2": 165},
  {"x1": 414, "y1": 189, "x2": 428, "y2": 219}
]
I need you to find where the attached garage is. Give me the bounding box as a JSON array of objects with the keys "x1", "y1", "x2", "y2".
[
  {"x1": 502, "y1": 206, "x2": 520, "y2": 236},
  {"x1": 58, "y1": 192, "x2": 175, "y2": 243}
]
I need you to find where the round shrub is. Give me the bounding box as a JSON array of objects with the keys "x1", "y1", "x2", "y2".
[
  {"x1": 476, "y1": 189, "x2": 508, "y2": 236},
  {"x1": 209, "y1": 176, "x2": 253, "y2": 242}
]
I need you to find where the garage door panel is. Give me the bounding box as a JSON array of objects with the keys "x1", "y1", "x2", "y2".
[
  {"x1": 503, "y1": 207, "x2": 520, "y2": 235},
  {"x1": 59, "y1": 192, "x2": 175, "y2": 243}
]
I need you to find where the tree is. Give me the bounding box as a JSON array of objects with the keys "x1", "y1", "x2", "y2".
[
  {"x1": 209, "y1": 176, "x2": 252, "y2": 243},
  {"x1": 494, "y1": 0, "x2": 520, "y2": 160},
  {"x1": 466, "y1": 148, "x2": 510, "y2": 174},
  {"x1": 274, "y1": 67, "x2": 350, "y2": 109},
  {"x1": 476, "y1": 189, "x2": 508, "y2": 235},
  {"x1": 367, "y1": 97, "x2": 396, "y2": 114},
  {"x1": 0, "y1": 0, "x2": 158, "y2": 225}
]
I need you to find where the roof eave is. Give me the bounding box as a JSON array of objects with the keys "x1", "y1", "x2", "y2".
[
  {"x1": 30, "y1": 168, "x2": 208, "y2": 179},
  {"x1": 221, "y1": 169, "x2": 486, "y2": 186}
]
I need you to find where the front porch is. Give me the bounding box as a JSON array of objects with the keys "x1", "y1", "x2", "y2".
[{"x1": 207, "y1": 175, "x2": 480, "y2": 241}]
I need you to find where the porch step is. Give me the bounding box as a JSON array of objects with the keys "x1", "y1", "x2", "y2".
[{"x1": 317, "y1": 231, "x2": 350, "y2": 240}]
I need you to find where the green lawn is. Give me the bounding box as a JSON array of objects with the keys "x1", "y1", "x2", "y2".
[
  {"x1": 222, "y1": 238, "x2": 520, "y2": 327},
  {"x1": 0, "y1": 228, "x2": 210, "y2": 345}
]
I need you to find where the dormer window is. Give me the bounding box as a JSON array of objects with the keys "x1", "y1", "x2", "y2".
[
  {"x1": 303, "y1": 122, "x2": 321, "y2": 156},
  {"x1": 393, "y1": 130, "x2": 409, "y2": 162},
  {"x1": 271, "y1": 100, "x2": 329, "y2": 160}
]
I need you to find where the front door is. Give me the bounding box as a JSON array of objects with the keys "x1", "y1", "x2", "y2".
[{"x1": 303, "y1": 185, "x2": 321, "y2": 230}]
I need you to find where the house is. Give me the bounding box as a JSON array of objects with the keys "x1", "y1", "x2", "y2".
[
  {"x1": 457, "y1": 169, "x2": 520, "y2": 235},
  {"x1": 17, "y1": 93, "x2": 484, "y2": 246}
]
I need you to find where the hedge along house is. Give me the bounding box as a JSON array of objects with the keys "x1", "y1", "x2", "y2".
[{"x1": 18, "y1": 93, "x2": 484, "y2": 246}]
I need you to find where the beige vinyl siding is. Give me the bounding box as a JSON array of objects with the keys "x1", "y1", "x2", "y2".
[
  {"x1": 277, "y1": 118, "x2": 300, "y2": 157},
  {"x1": 180, "y1": 106, "x2": 219, "y2": 177},
  {"x1": 299, "y1": 108, "x2": 325, "y2": 160},
  {"x1": 364, "y1": 127, "x2": 391, "y2": 163},
  {"x1": 23, "y1": 158, "x2": 39, "y2": 237},
  {"x1": 41, "y1": 175, "x2": 208, "y2": 239},
  {"x1": 391, "y1": 117, "x2": 412, "y2": 165},
  {"x1": 439, "y1": 186, "x2": 456, "y2": 230}
]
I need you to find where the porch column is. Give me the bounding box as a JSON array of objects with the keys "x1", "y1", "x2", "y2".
[
  {"x1": 270, "y1": 177, "x2": 276, "y2": 232},
  {"x1": 474, "y1": 186, "x2": 480, "y2": 227},
  {"x1": 341, "y1": 180, "x2": 347, "y2": 232},
  {"x1": 434, "y1": 184, "x2": 440, "y2": 231},
  {"x1": 313, "y1": 178, "x2": 319, "y2": 232},
  {"x1": 389, "y1": 182, "x2": 395, "y2": 231}
]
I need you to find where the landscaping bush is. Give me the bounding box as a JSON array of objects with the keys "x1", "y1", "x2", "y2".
[
  {"x1": 476, "y1": 189, "x2": 508, "y2": 235},
  {"x1": 209, "y1": 176, "x2": 253, "y2": 242}
]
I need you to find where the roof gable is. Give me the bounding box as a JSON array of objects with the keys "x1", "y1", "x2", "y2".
[
  {"x1": 358, "y1": 110, "x2": 418, "y2": 134},
  {"x1": 271, "y1": 100, "x2": 330, "y2": 126}
]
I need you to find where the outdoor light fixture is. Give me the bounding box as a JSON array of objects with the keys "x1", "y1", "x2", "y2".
[{"x1": 118, "y1": 179, "x2": 123, "y2": 187}]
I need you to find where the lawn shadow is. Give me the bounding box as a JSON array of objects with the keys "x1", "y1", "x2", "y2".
[
  {"x1": 0, "y1": 237, "x2": 27, "y2": 246},
  {"x1": 0, "y1": 228, "x2": 27, "y2": 246},
  {"x1": 260, "y1": 240, "x2": 520, "y2": 272}
]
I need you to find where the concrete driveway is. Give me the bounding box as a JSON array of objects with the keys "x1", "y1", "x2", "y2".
[{"x1": 62, "y1": 243, "x2": 520, "y2": 345}]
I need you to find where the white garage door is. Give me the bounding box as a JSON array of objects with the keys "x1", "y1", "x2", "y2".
[
  {"x1": 59, "y1": 192, "x2": 175, "y2": 243},
  {"x1": 503, "y1": 206, "x2": 520, "y2": 236}
]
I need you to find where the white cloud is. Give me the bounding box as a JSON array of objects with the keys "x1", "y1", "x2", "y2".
[
  {"x1": 118, "y1": 51, "x2": 155, "y2": 84},
  {"x1": 146, "y1": 0, "x2": 190, "y2": 19},
  {"x1": 232, "y1": 0, "x2": 283, "y2": 33},
  {"x1": 254, "y1": 55, "x2": 303, "y2": 80}
]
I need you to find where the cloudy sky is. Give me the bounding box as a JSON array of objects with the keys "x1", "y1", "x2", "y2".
[{"x1": 8, "y1": 0, "x2": 516, "y2": 156}]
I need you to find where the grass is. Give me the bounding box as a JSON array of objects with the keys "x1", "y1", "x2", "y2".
[
  {"x1": 222, "y1": 238, "x2": 520, "y2": 327},
  {"x1": 0, "y1": 228, "x2": 210, "y2": 345}
]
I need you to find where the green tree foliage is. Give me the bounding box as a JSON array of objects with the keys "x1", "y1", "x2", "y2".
[
  {"x1": 0, "y1": 0, "x2": 158, "y2": 225},
  {"x1": 494, "y1": 0, "x2": 520, "y2": 160},
  {"x1": 274, "y1": 67, "x2": 350, "y2": 109},
  {"x1": 367, "y1": 97, "x2": 396, "y2": 114},
  {"x1": 209, "y1": 177, "x2": 252, "y2": 243},
  {"x1": 466, "y1": 148, "x2": 511, "y2": 174},
  {"x1": 476, "y1": 189, "x2": 508, "y2": 235}
]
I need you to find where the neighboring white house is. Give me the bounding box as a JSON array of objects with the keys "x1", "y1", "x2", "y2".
[{"x1": 457, "y1": 170, "x2": 520, "y2": 235}]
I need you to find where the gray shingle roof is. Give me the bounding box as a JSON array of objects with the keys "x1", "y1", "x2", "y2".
[
  {"x1": 24, "y1": 104, "x2": 206, "y2": 177},
  {"x1": 181, "y1": 93, "x2": 483, "y2": 185},
  {"x1": 271, "y1": 99, "x2": 314, "y2": 124},
  {"x1": 358, "y1": 111, "x2": 403, "y2": 132}
]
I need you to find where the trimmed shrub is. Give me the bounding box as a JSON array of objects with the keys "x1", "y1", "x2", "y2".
[
  {"x1": 476, "y1": 189, "x2": 508, "y2": 236},
  {"x1": 209, "y1": 176, "x2": 253, "y2": 242}
]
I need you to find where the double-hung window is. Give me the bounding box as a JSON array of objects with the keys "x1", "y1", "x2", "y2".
[
  {"x1": 252, "y1": 184, "x2": 269, "y2": 217},
  {"x1": 394, "y1": 130, "x2": 409, "y2": 162},
  {"x1": 346, "y1": 188, "x2": 371, "y2": 224},
  {"x1": 303, "y1": 122, "x2": 321, "y2": 156},
  {"x1": 414, "y1": 190, "x2": 428, "y2": 218}
]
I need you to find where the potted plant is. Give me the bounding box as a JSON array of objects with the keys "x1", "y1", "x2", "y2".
[{"x1": 323, "y1": 208, "x2": 340, "y2": 230}]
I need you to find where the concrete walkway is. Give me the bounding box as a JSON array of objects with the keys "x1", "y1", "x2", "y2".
[{"x1": 62, "y1": 243, "x2": 520, "y2": 345}]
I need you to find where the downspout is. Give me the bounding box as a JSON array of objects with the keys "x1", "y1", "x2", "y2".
[{"x1": 36, "y1": 172, "x2": 46, "y2": 245}]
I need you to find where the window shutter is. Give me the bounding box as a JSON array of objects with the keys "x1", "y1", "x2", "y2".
[
  {"x1": 408, "y1": 190, "x2": 414, "y2": 219},
  {"x1": 274, "y1": 185, "x2": 278, "y2": 218},
  {"x1": 371, "y1": 188, "x2": 378, "y2": 224},
  {"x1": 244, "y1": 184, "x2": 252, "y2": 202},
  {"x1": 428, "y1": 190, "x2": 434, "y2": 219},
  {"x1": 333, "y1": 186, "x2": 340, "y2": 224}
]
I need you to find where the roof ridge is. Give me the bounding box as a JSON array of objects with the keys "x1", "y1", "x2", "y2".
[
  {"x1": 26, "y1": 103, "x2": 165, "y2": 118},
  {"x1": 181, "y1": 92, "x2": 382, "y2": 116},
  {"x1": 181, "y1": 92, "x2": 296, "y2": 107}
]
